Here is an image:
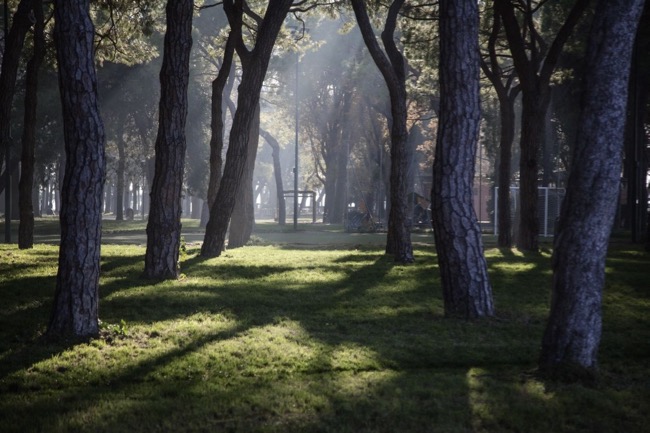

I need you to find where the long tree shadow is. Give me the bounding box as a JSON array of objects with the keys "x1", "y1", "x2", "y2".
[{"x1": 0, "y1": 246, "x2": 555, "y2": 432}]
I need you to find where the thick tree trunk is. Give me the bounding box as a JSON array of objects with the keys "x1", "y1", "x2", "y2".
[
  {"x1": 0, "y1": 0, "x2": 32, "y2": 181},
  {"x1": 432, "y1": 0, "x2": 494, "y2": 319},
  {"x1": 47, "y1": 0, "x2": 106, "y2": 338},
  {"x1": 201, "y1": 0, "x2": 293, "y2": 257},
  {"x1": 18, "y1": 0, "x2": 44, "y2": 250},
  {"x1": 260, "y1": 128, "x2": 285, "y2": 225},
  {"x1": 352, "y1": 0, "x2": 413, "y2": 263},
  {"x1": 539, "y1": 0, "x2": 644, "y2": 376},
  {"x1": 228, "y1": 104, "x2": 260, "y2": 248},
  {"x1": 144, "y1": 0, "x2": 193, "y2": 279}
]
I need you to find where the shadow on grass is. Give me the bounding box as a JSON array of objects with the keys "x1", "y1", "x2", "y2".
[{"x1": 2, "y1": 244, "x2": 648, "y2": 432}]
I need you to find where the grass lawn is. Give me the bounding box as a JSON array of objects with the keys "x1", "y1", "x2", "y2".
[{"x1": 0, "y1": 223, "x2": 648, "y2": 432}]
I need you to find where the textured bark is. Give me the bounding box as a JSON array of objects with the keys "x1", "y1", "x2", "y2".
[
  {"x1": 0, "y1": 0, "x2": 32, "y2": 186},
  {"x1": 432, "y1": 0, "x2": 494, "y2": 319},
  {"x1": 144, "y1": 0, "x2": 193, "y2": 279},
  {"x1": 539, "y1": 0, "x2": 644, "y2": 376},
  {"x1": 205, "y1": 33, "x2": 236, "y2": 227},
  {"x1": 18, "y1": 0, "x2": 44, "y2": 250},
  {"x1": 260, "y1": 127, "x2": 285, "y2": 225},
  {"x1": 228, "y1": 103, "x2": 260, "y2": 248},
  {"x1": 47, "y1": 0, "x2": 105, "y2": 338},
  {"x1": 201, "y1": 0, "x2": 293, "y2": 257},
  {"x1": 495, "y1": 0, "x2": 590, "y2": 252},
  {"x1": 352, "y1": 0, "x2": 413, "y2": 263}
]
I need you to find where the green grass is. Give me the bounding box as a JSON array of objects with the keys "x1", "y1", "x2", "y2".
[{"x1": 0, "y1": 237, "x2": 648, "y2": 432}]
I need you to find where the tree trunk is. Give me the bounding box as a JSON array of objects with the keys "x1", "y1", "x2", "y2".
[
  {"x1": 228, "y1": 103, "x2": 260, "y2": 248},
  {"x1": 352, "y1": 0, "x2": 413, "y2": 263},
  {"x1": 47, "y1": 0, "x2": 105, "y2": 338},
  {"x1": 0, "y1": 0, "x2": 32, "y2": 182},
  {"x1": 260, "y1": 127, "x2": 285, "y2": 225},
  {"x1": 18, "y1": 0, "x2": 45, "y2": 250},
  {"x1": 516, "y1": 94, "x2": 548, "y2": 251},
  {"x1": 115, "y1": 116, "x2": 126, "y2": 221},
  {"x1": 539, "y1": 0, "x2": 644, "y2": 377},
  {"x1": 432, "y1": 0, "x2": 494, "y2": 319},
  {"x1": 480, "y1": 3, "x2": 519, "y2": 248},
  {"x1": 496, "y1": 95, "x2": 516, "y2": 247},
  {"x1": 205, "y1": 33, "x2": 236, "y2": 227},
  {"x1": 201, "y1": 0, "x2": 293, "y2": 257},
  {"x1": 495, "y1": 0, "x2": 591, "y2": 252},
  {"x1": 144, "y1": 0, "x2": 193, "y2": 279}
]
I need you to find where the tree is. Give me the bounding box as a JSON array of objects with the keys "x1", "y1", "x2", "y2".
[
  {"x1": 480, "y1": 1, "x2": 520, "y2": 248},
  {"x1": 351, "y1": 0, "x2": 414, "y2": 263},
  {"x1": 228, "y1": 103, "x2": 260, "y2": 248},
  {"x1": 47, "y1": 0, "x2": 106, "y2": 337},
  {"x1": 144, "y1": 0, "x2": 193, "y2": 279},
  {"x1": 432, "y1": 0, "x2": 494, "y2": 318},
  {"x1": 0, "y1": 0, "x2": 33, "y2": 192},
  {"x1": 495, "y1": 0, "x2": 590, "y2": 251},
  {"x1": 259, "y1": 127, "x2": 286, "y2": 224},
  {"x1": 539, "y1": 0, "x2": 644, "y2": 377},
  {"x1": 18, "y1": 0, "x2": 45, "y2": 249},
  {"x1": 201, "y1": 0, "x2": 294, "y2": 257},
  {"x1": 204, "y1": 32, "x2": 236, "y2": 227}
]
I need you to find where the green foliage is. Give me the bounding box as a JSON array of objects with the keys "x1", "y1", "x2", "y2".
[{"x1": 0, "y1": 239, "x2": 648, "y2": 432}]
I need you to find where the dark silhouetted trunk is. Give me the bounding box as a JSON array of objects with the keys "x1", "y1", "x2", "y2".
[
  {"x1": 624, "y1": 3, "x2": 650, "y2": 244},
  {"x1": 539, "y1": 0, "x2": 644, "y2": 377},
  {"x1": 496, "y1": 98, "x2": 516, "y2": 247},
  {"x1": 496, "y1": 0, "x2": 590, "y2": 252},
  {"x1": 432, "y1": 0, "x2": 494, "y2": 319},
  {"x1": 260, "y1": 127, "x2": 285, "y2": 225},
  {"x1": 204, "y1": 33, "x2": 236, "y2": 228},
  {"x1": 0, "y1": 0, "x2": 32, "y2": 189},
  {"x1": 18, "y1": 0, "x2": 44, "y2": 249},
  {"x1": 47, "y1": 0, "x2": 106, "y2": 338},
  {"x1": 144, "y1": 0, "x2": 193, "y2": 279},
  {"x1": 115, "y1": 114, "x2": 126, "y2": 221},
  {"x1": 352, "y1": 0, "x2": 413, "y2": 263},
  {"x1": 228, "y1": 104, "x2": 260, "y2": 248},
  {"x1": 202, "y1": 0, "x2": 293, "y2": 257},
  {"x1": 480, "y1": 3, "x2": 519, "y2": 248}
]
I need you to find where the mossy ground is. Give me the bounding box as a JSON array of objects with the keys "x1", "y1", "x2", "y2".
[{"x1": 0, "y1": 221, "x2": 648, "y2": 432}]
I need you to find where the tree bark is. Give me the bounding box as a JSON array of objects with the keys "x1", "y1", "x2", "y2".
[
  {"x1": 144, "y1": 0, "x2": 193, "y2": 279},
  {"x1": 432, "y1": 0, "x2": 494, "y2": 319},
  {"x1": 18, "y1": 0, "x2": 44, "y2": 250},
  {"x1": 204, "y1": 33, "x2": 236, "y2": 228},
  {"x1": 260, "y1": 127, "x2": 286, "y2": 225},
  {"x1": 539, "y1": 0, "x2": 644, "y2": 377},
  {"x1": 351, "y1": 0, "x2": 413, "y2": 263},
  {"x1": 480, "y1": 3, "x2": 519, "y2": 248},
  {"x1": 495, "y1": 0, "x2": 591, "y2": 252},
  {"x1": 228, "y1": 103, "x2": 260, "y2": 248},
  {"x1": 47, "y1": 0, "x2": 106, "y2": 338},
  {"x1": 0, "y1": 0, "x2": 33, "y2": 189},
  {"x1": 201, "y1": 0, "x2": 293, "y2": 257}
]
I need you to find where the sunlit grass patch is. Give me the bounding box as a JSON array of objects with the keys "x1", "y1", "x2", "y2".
[{"x1": 0, "y1": 241, "x2": 648, "y2": 432}]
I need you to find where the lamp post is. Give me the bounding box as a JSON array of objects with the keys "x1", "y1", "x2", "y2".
[
  {"x1": 293, "y1": 52, "x2": 299, "y2": 231},
  {"x1": 3, "y1": 0, "x2": 10, "y2": 243}
]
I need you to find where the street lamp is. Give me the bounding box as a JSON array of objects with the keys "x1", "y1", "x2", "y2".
[
  {"x1": 289, "y1": 25, "x2": 307, "y2": 231},
  {"x1": 293, "y1": 50, "x2": 299, "y2": 231}
]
